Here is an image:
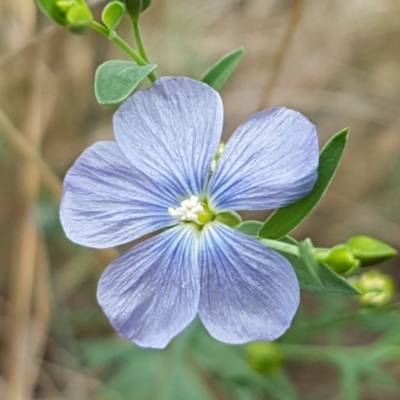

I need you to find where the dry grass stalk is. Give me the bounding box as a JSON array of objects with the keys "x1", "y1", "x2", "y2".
[
  {"x1": 258, "y1": 0, "x2": 304, "y2": 110},
  {"x1": 6, "y1": 52, "x2": 52, "y2": 400}
]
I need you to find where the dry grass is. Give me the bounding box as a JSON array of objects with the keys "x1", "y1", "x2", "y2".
[{"x1": 0, "y1": 0, "x2": 400, "y2": 398}]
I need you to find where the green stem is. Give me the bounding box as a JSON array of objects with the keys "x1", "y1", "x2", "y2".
[
  {"x1": 90, "y1": 21, "x2": 158, "y2": 83},
  {"x1": 132, "y1": 19, "x2": 150, "y2": 63},
  {"x1": 280, "y1": 343, "x2": 400, "y2": 363},
  {"x1": 259, "y1": 238, "x2": 300, "y2": 257},
  {"x1": 280, "y1": 343, "x2": 358, "y2": 363}
]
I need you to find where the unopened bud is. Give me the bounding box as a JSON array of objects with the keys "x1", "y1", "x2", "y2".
[
  {"x1": 210, "y1": 142, "x2": 225, "y2": 172},
  {"x1": 317, "y1": 245, "x2": 360, "y2": 275},
  {"x1": 247, "y1": 342, "x2": 284, "y2": 374},
  {"x1": 37, "y1": 0, "x2": 93, "y2": 33},
  {"x1": 349, "y1": 271, "x2": 395, "y2": 307},
  {"x1": 347, "y1": 235, "x2": 397, "y2": 267},
  {"x1": 66, "y1": 4, "x2": 93, "y2": 33},
  {"x1": 123, "y1": 0, "x2": 151, "y2": 22}
]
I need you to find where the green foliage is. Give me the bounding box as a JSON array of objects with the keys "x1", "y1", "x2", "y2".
[
  {"x1": 237, "y1": 220, "x2": 262, "y2": 236},
  {"x1": 215, "y1": 210, "x2": 242, "y2": 228},
  {"x1": 36, "y1": 0, "x2": 66, "y2": 24},
  {"x1": 102, "y1": 1, "x2": 126, "y2": 33},
  {"x1": 94, "y1": 61, "x2": 157, "y2": 106},
  {"x1": 280, "y1": 237, "x2": 360, "y2": 295},
  {"x1": 201, "y1": 48, "x2": 245, "y2": 91},
  {"x1": 259, "y1": 128, "x2": 349, "y2": 240}
]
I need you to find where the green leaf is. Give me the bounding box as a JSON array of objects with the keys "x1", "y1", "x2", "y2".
[
  {"x1": 280, "y1": 237, "x2": 360, "y2": 295},
  {"x1": 259, "y1": 128, "x2": 349, "y2": 240},
  {"x1": 201, "y1": 47, "x2": 245, "y2": 91},
  {"x1": 95, "y1": 61, "x2": 157, "y2": 106},
  {"x1": 102, "y1": 1, "x2": 126, "y2": 33},
  {"x1": 36, "y1": 0, "x2": 66, "y2": 25},
  {"x1": 215, "y1": 211, "x2": 242, "y2": 228},
  {"x1": 237, "y1": 220, "x2": 262, "y2": 236}
]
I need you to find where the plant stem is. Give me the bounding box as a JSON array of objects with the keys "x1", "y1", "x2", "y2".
[
  {"x1": 132, "y1": 19, "x2": 149, "y2": 63},
  {"x1": 90, "y1": 21, "x2": 158, "y2": 82},
  {"x1": 259, "y1": 238, "x2": 300, "y2": 257}
]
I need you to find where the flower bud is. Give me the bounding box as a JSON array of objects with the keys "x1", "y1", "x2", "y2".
[
  {"x1": 317, "y1": 245, "x2": 360, "y2": 274},
  {"x1": 123, "y1": 0, "x2": 151, "y2": 22},
  {"x1": 350, "y1": 271, "x2": 395, "y2": 307},
  {"x1": 346, "y1": 235, "x2": 397, "y2": 267},
  {"x1": 65, "y1": 3, "x2": 93, "y2": 33},
  {"x1": 246, "y1": 342, "x2": 284, "y2": 374},
  {"x1": 37, "y1": 0, "x2": 93, "y2": 33}
]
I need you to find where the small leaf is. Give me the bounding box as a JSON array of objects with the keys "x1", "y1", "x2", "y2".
[
  {"x1": 237, "y1": 220, "x2": 262, "y2": 236},
  {"x1": 95, "y1": 61, "x2": 157, "y2": 106},
  {"x1": 201, "y1": 47, "x2": 245, "y2": 91},
  {"x1": 279, "y1": 237, "x2": 360, "y2": 295},
  {"x1": 215, "y1": 211, "x2": 242, "y2": 228},
  {"x1": 259, "y1": 128, "x2": 349, "y2": 240},
  {"x1": 102, "y1": 1, "x2": 126, "y2": 33}
]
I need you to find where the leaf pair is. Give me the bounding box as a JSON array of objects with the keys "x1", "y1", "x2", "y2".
[{"x1": 95, "y1": 47, "x2": 245, "y2": 106}]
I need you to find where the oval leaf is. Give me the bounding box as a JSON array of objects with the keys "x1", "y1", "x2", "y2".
[
  {"x1": 201, "y1": 47, "x2": 245, "y2": 91},
  {"x1": 237, "y1": 220, "x2": 262, "y2": 236},
  {"x1": 215, "y1": 211, "x2": 242, "y2": 228},
  {"x1": 259, "y1": 128, "x2": 349, "y2": 240},
  {"x1": 95, "y1": 61, "x2": 157, "y2": 106},
  {"x1": 102, "y1": 1, "x2": 126, "y2": 32}
]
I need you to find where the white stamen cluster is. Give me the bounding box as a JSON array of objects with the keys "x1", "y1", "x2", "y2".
[{"x1": 168, "y1": 195, "x2": 204, "y2": 223}]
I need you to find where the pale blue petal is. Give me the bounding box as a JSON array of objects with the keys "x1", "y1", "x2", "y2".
[
  {"x1": 208, "y1": 107, "x2": 319, "y2": 211},
  {"x1": 114, "y1": 77, "x2": 224, "y2": 200},
  {"x1": 60, "y1": 141, "x2": 177, "y2": 248},
  {"x1": 97, "y1": 225, "x2": 200, "y2": 348},
  {"x1": 198, "y1": 223, "x2": 299, "y2": 344}
]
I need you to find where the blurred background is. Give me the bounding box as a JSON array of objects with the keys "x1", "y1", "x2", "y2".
[{"x1": 1, "y1": 0, "x2": 400, "y2": 399}]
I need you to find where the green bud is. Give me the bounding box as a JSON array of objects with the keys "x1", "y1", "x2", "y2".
[
  {"x1": 317, "y1": 245, "x2": 360, "y2": 275},
  {"x1": 56, "y1": 0, "x2": 75, "y2": 12},
  {"x1": 102, "y1": 1, "x2": 126, "y2": 34},
  {"x1": 37, "y1": 0, "x2": 93, "y2": 33},
  {"x1": 350, "y1": 271, "x2": 395, "y2": 307},
  {"x1": 66, "y1": 4, "x2": 93, "y2": 33},
  {"x1": 247, "y1": 342, "x2": 284, "y2": 374},
  {"x1": 123, "y1": 0, "x2": 151, "y2": 22},
  {"x1": 347, "y1": 235, "x2": 397, "y2": 267}
]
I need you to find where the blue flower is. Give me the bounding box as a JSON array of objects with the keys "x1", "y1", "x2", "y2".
[{"x1": 60, "y1": 77, "x2": 319, "y2": 348}]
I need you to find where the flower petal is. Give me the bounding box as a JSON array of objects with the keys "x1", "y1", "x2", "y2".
[
  {"x1": 208, "y1": 107, "x2": 319, "y2": 211},
  {"x1": 97, "y1": 224, "x2": 200, "y2": 348},
  {"x1": 114, "y1": 77, "x2": 224, "y2": 200},
  {"x1": 198, "y1": 223, "x2": 299, "y2": 344},
  {"x1": 60, "y1": 141, "x2": 177, "y2": 248}
]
